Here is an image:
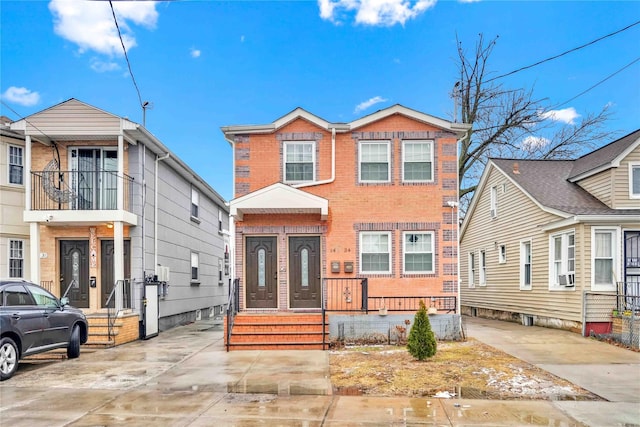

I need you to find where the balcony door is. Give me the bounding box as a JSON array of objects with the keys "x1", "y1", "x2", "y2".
[{"x1": 69, "y1": 148, "x2": 118, "y2": 210}]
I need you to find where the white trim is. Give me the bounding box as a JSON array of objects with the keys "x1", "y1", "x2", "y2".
[
  {"x1": 479, "y1": 250, "x2": 487, "y2": 285},
  {"x1": 401, "y1": 140, "x2": 434, "y2": 183},
  {"x1": 468, "y1": 252, "x2": 476, "y2": 288},
  {"x1": 283, "y1": 140, "x2": 316, "y2": 184},
  {"x1": 591, "y1": 226, "x2": 620, "y2": 292},
  {"x1": 8, "y1": 238, "x2": 25, "y2": 279},
  {"x1": 7, "y1": 144, "x2": 24, "y2": 186},
  {"x1": 490, "y1": 186, "x2": 498, "y2": 218},
  {"x1": 519, "y1": 239, "x2": 532, "y2": 290},
  {"x1": 629, "y1": 162, "x2": 640, "y2": 199},
  {"x1": 359, "y1": 231, "x2": 392, "y2": 274},
  {"x1": 359, "y1": 140, "x2": 391, "y2": 183},
  {"x1": 568, "y1": 133, "x2": 640, "y2": 182},
  {"x1": 402, "y1": 231, "x2": 435, "y2": 274},
  {"x1": 548, "y1": 229, "x2": 576, "y2": 291}
]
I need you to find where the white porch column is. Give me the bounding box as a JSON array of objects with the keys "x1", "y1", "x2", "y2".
[
  {"x1": 114, "y1": 221, "x2": 124, "y2": 312},
  {"x1": 29, "y1": 222, "x2": 40, "y2": 284},
  {"x1": 25, "y1": 135, "x2": 31, "y2": 211}
]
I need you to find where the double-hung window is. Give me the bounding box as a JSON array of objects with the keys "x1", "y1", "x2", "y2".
[
  {"x1": 520, "y1": 240, "x2": 532, "y2": 289},
  {"x1": 592, "y1": 227, "x2": 619, "y2": 291},
  {"x1": 359, "y1": 141, "x2": 390, "y2": 182},
  {"x1": 550, "y1": 231, "x2": 575, "y2": 288},
  {"x1": 402, "y1": 141, "x2": 433, "y2": 182},
  {"x1": 479, "y1": 250, "x2": 487, "y2": 285},
  {"x1": 403, "y1": 232, "x2": 434, "y2": 274},
  {"x1": 468, "y1": 252, "x2": 476, "y2": 287},
  {"x1": 8, "y1": 145, "x2": 23, "y2": 185},
  {"x1": 9, "y1": 239, "x2": 24, "y2": 278},
  {"x1": 191, "y1": 187, "x2": 199, "y2": 219},
  {"x1": 191, "y1": 252, "x2": 199, "y2": 282},
  {"x1": 284, "y1": 141, "x2": 315, "y2": 182},
  {"x1": 360, "y1": 232, "x2": 391, "y2": 274},
  {"x1": 490, "y1": 186, "x2": 498, "y2": 218},
  {"x1": 631, "y1": 163, "x2": 640, "y2": 198}
]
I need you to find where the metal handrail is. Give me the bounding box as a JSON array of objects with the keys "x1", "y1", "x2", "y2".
[{"x1": 226, "y1": 278, "x2": 240, "y2": 352}]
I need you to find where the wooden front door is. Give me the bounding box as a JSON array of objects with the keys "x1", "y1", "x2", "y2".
[
  {"x1": 245, "y1": 236, "x2": 278, "y2": 308},
  {"x1": 101, "y1": 240, "x2": 131, "y2": 307},
  {"x1": 289, "y1": 236, "x2": 321, "y2": 309},
  {"x1": 60, "y1": 240, "x2": 89, "y2": 308}
]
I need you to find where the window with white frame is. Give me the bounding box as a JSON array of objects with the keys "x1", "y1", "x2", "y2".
[
  {"x1": 402, "y1": 141, "x2": 433, "y2": 182},
  {"x1": 191, "y1": 252, "x2": 199, "y2": 281},
  {"x1": 498, "y1": 245, "x2": 507, "y2": 263},
  {"x1": 520, "y1": 240, "x2": 532, "y2": 289},
  {"x1": 360, "y1": 232, "x2": 391, "y2": 273},
  {"x1": 359, "y1": 141, "x2": 390, "y2": 182},
  {"x1": 284, "y1": 141, "x2": 315, "y2": 182},
  {"x1": 490, "y1": 186, "x2": 498, "y2": 218},
  {"x1": 403, "y1": 232, "x2": 434, "y2": 273},
  {"x1": 550, "y1": 231, "x2": 575, "y2": 288},
  {"x1": 9, "y1": 239, "x2": 24, "y2": 278},
  {"x1": 592, "y1": 228, "x2": 619, "y2": 290},
  {"x1": 479, "y1": 250, "x2": 487, "y2": 285},
  {"x1": 468, "y1": 252, "x2": 476, "y2": 287},
  {"x1": 191, "y1": 187, "x2": 199, "y2": 219},
  {"x1": 631, "y1": 163, "x2": 640, "y2": 198},
  {"x1": 8, "y1": 145, "x2": 23, "y2": 185}
]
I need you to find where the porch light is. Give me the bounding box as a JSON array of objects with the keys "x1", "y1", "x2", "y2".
[{"x1": 106, "y1": 223, "x2": 114, "y2": 229}]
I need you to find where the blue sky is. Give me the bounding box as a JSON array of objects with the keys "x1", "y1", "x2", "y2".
[{"x1": 1, "y1": 1, "x2": 639, "y2": 201}]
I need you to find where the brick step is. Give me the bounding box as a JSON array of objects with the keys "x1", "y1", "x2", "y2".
[
  {"x1": 229, "y1": 333, "x2": 325, "y2": 344},
  {"x1": 227, "y1": 342, "x2": 325, "y2": 351},
  {"x1": 231, "y1": 324, "x2": 327, "y2": 333},
  {"x1": 85, "y1": 340, "x2": 115, "y2": 349}
]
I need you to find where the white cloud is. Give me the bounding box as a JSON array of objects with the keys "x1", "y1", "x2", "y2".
[
  {"x1": 48, "y1": 0, "x2": 158, "y2": 56},
  {"x1": 354, "y1": 96, "x2": 388, "y2": 113},
  {"x1": 319, "y1": 0, "x2": 436, "y2": 26},
  {"x1": 240, "y1": 35, "x2": 245, "y2": 43},
  {"x1": 521, "y1": 135, "x2": 550, "y2": 152},
  {"x1": 539, "y1": 107, "x2": 580, "y2": 125},
  {"x1": 90, "y1": 58, "x2": 121, "y2": 73},
  {"x1": 190, "y1": 48, "x2": 201, "y2": 58},
  {"x1": 1, "y1": 87, "x2": 41, "y2": 106}
]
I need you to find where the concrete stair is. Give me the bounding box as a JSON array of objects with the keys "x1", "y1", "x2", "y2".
[{"x1": 224, "y1": 313, "x2": 327, "y2": 350}]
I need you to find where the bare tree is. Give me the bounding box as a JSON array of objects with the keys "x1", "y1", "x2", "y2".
[{"x1": 455, "y1": 34, "x2": 615, "y2": 214}]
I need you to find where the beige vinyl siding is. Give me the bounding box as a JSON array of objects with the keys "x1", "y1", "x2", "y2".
[
  {"x1": 461, "y1": 166, "x2": 585, "y2": 322},
  {"x1": 577, "y1": 170, "x2": 612, "y2": 207},
  {"x1": 612, "y1": 147, "x2": 640, "y2": 208},
  {"x1": 25, "y1": 99, "x2": 122, "y2": 137}
]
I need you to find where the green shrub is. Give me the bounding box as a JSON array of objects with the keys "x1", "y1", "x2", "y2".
[{"x1": 407, "y1": 300, "x2": 437, "y2": 360}]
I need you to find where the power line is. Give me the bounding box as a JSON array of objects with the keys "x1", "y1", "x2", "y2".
[
  {"x1": 553, "y1": 56, "x2": 640, "y2": 109},
  {"x1": 109, "y1": 0, "x2": 144, "y2": 107},
  {"x1": 487, "y1": 19, "x2": 640, "y2": 83},
  {"x1": 1, "y1": 100, "x2": 54, "y2": 141}
]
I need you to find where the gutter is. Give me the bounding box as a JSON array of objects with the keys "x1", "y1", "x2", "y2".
[{"x1": 293, "y1": 127, "x2": 336, "y2": 189}]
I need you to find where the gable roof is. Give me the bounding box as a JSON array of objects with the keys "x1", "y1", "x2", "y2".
[
  {"x1": 569, "y1": 129, "x2": 640, "y2": 181},
  {"x1": 230, "y1": 182, "x2": 328, "y2": 220},
  {"x1": 221, "y1": 104, "x2": 470, "y2": 140}
]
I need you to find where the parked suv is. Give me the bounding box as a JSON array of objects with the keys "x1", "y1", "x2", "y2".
[{"x1": 0, "y1": 279, "x2": 88, "y2": 380}]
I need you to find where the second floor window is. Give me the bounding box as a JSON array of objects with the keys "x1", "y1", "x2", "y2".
[
  {"x1": 403, "y1": 141, "x2": 433, "y2": 182},
  {"x1": 360, "y1": 232, "x2": 391, "y2": 274},
  {"x1": 284, "y1": 142, "x2": 314, "y2": 182},
  {"x1": 9, "y1": 145, "x2": 23, "y2": 185},
  {"x1": 490, "y1": 186, "x2": 498, "y2": 218},
  {"x1": 359, "y1": 141, "x2": 390, "y2": 183},
  {"x1": 631, "y1": 163, "x2": 640, "y2": 198},
  {"x1": 191, "y1": 187, "x2": 199, "y2": 218}
]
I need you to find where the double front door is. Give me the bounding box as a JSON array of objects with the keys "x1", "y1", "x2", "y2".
[{"x1": 245, "y1": 236, "x2": 321, "y2": 309}]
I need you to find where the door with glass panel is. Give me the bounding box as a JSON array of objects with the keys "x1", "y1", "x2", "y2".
[
  {"x1": 289, "y1": 236, "x2": 321, "y2": 309},
  {"x1": 60, "y1": 240, "x2": 89, "y2": 308},
  {"x1": 69, "y1": 148, "x2": 118, "y2": 210},
  {"x1": 245, "y1": 237, "x2": 277, "y2": 308}
]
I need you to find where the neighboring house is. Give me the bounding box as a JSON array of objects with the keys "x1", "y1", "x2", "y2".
[
  {"x1": 1, "y1": 117, "x2": 30, "y2": 280},
  {"x1": 460, "y1": 130, "x2": 640, "y2": 335},
  {"x1": 9, "y1": 99, "x2": 230, "y2": 344},
  {"x1": 222, "y1": 105, "x2": 470, "y2": 349}
]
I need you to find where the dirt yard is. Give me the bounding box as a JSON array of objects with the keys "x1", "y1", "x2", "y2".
[{"x1": 329, "y1": 339, "x2": 601, "y2": 400}]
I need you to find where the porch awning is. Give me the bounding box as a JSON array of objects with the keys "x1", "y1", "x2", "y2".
[{"x1": 230, "y1": 183, "x2": 328, "y2": 220}]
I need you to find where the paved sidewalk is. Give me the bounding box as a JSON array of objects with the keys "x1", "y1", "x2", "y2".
[
  {"x1": 1, "y1": 317, "x2": 639, "y2": 426},
  {"x1": 464, "y1": 316, "x2": 640, "y2": 427}
]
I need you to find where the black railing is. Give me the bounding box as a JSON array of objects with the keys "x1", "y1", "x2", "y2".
[
  {"x1": 31, "y1": 170, "x2": 134, "y2": 212},
  {"x1": 105, "y1": 279, "x2": 131, "y2": 341},
  {"x1": 368, "y1": 296, "x2": 457, "y2": 313},
  {"x1": 226, "y1": 278, "x2": 240, "y2": 352},
  {"x1": 617, "y1": 281, "x2": 640, "y2": 312},
  {"x1": 322, "y1": 278, "x2": 369, "y2": 312}
]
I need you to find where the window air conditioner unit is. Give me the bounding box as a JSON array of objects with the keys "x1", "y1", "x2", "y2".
[{"x1": 558, "y1": 274, "x2": 574, "y2": 287}]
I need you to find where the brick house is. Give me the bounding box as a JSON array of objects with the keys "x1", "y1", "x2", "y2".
[
  {"x1": 9, "y1": 99, "x2": 229, "y2": 346},
  {"x1": 222, "y1": 105, "x2": 470, "y2": 349}
]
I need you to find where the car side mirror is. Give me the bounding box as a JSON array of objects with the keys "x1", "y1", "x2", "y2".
[{"x1": 60, "y1": 297, "x2": 69, "y2": 307}]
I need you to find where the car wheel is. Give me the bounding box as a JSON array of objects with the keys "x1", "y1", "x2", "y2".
[
  {"x1": 0, "y1": 337, "x2": 19, "y2": 381},
  {"x1": 67, "y1": 325, "x2": 81, "y2": 359}
]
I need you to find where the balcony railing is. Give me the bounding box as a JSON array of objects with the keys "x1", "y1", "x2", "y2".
[{"x1": 31, "y1": 170, "x2": 134, "y2": 212}]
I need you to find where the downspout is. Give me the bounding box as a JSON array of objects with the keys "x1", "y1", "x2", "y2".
[
  {"x1": 155, "y1": 152, "x2": 170, "y2": 272},
  {"x1": 456, "y1": 129, "x2": 470, "y2": 332},
  {"x1": 293, "y1": 127, "x2": 336, "y2": 188}
]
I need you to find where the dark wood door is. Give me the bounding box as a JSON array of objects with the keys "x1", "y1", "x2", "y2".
[
  {"x1": 245, "y1": 236, "x2": 277, "y2": 308},
  {"x1": 101, "y1": 240, "x2": 131, "y2": 307},
  {"x1": 289, "y1": 236, "x2": 321, "y2": 309},
  {"x1": 60, "y1": 240, "x2": 89, "y2": 308}
]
